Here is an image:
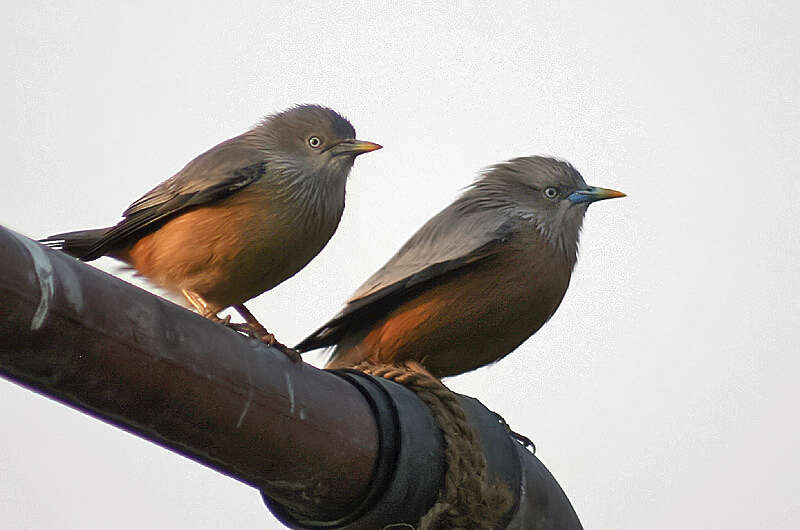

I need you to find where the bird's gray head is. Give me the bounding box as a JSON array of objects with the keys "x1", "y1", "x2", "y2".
[
  {"x1": 464, "y1": 156, "x2": 625, "y2": 260},
  {"x1": 254, "y1": 105, "x2": 381, "y2": 191}
]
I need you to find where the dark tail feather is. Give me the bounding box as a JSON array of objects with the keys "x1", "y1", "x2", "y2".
[
  {"x1": 295, "y1": 327, "x2": 336, "y2": 353},
  {"x1": 295, "y1": 319, "x2": 350, "y2": 353},
  {"x1": 40, "y1": 228, "x2": 112, "y2": 261}
]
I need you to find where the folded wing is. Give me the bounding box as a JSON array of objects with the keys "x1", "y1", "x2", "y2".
[
  {"x1": 296, "y1": 200, "x2": 517, "y2": 351},
  {"x1": 43, "y1": 135, "x2": 267, "y2": 260}
]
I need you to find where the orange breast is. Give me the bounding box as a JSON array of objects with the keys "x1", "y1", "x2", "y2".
[{"x1": 125, "y1": 184, "x2": 335, "y2": 312}]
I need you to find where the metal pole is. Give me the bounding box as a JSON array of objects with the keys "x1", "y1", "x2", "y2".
[{"x1": 0, "y1": 225, "x2": 378, "y2": 522}]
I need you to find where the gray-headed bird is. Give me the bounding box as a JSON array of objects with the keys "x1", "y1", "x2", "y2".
[
  {"x1": 296, "y1": 156, "x2": 624, "y2": 376},
  {"x1": 43, "y1": 105, "x2": 381, "y2": 357}
]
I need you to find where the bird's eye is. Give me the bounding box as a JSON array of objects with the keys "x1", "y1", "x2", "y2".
[
  {"x1": 308, "y1": 136, "x2": 322, "y2": 148},
  {"x1": 543, "y1": 187, "x2": 559, "y2": 199}
]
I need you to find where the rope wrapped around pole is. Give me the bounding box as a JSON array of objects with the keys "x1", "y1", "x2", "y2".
[{"x1": 353, "y1": 361, "x2": 512, "y2": 529}]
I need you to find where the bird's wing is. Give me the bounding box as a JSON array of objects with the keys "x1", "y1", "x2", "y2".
[
  {"x1": 295, "y1": 202, "x2": 517, "y2": 351},
  {"x1": 80, "y1": 136, "x2": 266, "y2": 260}
]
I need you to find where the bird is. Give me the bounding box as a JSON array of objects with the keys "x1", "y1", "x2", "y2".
[
  {"x1": 296, "y1": 156, "x2": 624, "y2": 377},
  {"x1": 42, "y1": 104, "x2": 381, "y2": 357}
]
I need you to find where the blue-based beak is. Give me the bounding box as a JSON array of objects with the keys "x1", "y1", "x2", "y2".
[{"x1": 568, "y1": 186, "x2": 626, "y2": 204}]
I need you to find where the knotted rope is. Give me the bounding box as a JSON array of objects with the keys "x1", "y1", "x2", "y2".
[{"x1": 352, "y1": 361, "x2": 513, "y2": 529}]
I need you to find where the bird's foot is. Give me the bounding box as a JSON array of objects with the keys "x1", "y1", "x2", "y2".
[
  {"x1": 182, "y1": 289, "x2": 233, "y2": 327},
  {"x1": 224, "y1": 322, "x2": 251, "y2": 333},
  {"x1": 224, "y1": 318, "x2": 300, "y2": 361},
  {"x1": 245, "y1": 323, "x2": 302, "y2": 363},
  {"x1": 219, "y1": 321, "x2": 301, "y2": 362},
  {"x1": 229, "y1": 303, "x2": 302, "y2": 363},
  {"x1": 210, "y1": 314, "x2": 232, "y2": 326}
]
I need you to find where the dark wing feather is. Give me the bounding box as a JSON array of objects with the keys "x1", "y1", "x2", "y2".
[
  {"x1": 295, "y1": 203, "x2": 517, "y2": 352},
  {"x1": 78, "y1": 136, "x2": 267, "y2": 260}
]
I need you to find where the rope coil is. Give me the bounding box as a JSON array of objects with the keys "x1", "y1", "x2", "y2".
[{"x1": 353, "y1": 361, "x2": 513, "y2": 530}]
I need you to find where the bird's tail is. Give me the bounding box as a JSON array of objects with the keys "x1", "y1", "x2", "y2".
[{"x1": 40, "y1": 228, "x2": 112, "y2": 261}]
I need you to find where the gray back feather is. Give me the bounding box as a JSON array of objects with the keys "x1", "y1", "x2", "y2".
[
  {"x1": 295, "y1": 193, "x2": 517, "y2": 351},
  {"x1": 123, "y1": 134, "x2": 267, "y2": 217},
  {"x1": 351, "y1": 198, "x2": 515, "y2": 302}
]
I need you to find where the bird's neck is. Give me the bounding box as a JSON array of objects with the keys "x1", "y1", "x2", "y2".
[
  {"x1": 266, "y1": 164, "x2": 348, "y2": 236},
  {"x1": 509, "y1": 206, "x2": 583, "y2": 269}
]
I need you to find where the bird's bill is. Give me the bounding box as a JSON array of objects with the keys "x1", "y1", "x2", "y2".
[
  {"x1": 568, "y1": 186, "x2": 626, "y2": 204},
  {"x1": 333, "y1": 139, "x2": 383, "y2": 156}
]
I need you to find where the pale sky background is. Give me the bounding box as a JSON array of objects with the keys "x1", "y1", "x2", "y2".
[{"x1": 2, "y1": 1, "x2": 799, "y2": 529}]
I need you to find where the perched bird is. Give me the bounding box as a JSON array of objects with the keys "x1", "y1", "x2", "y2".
[
  {"x1": 43, "y1": 105, "x2": 381, "y2": 355},
  {"x1": 296, "y1": 156, "x2": 624, "y2": 377}
]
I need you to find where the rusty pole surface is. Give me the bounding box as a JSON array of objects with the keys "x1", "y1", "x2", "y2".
[{"x1": 0, "y1": 225, "x2": 379, "y2": 522}]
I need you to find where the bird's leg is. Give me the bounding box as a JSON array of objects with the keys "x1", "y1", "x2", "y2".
[
  {"x1": 181, "y1": 291, "x2": 300, "y2": 362},
  {"x1": 233, "y1": 304, "x2": 301, "y2": 363},
  {"x1": 232, "y1": 304, "x2": 275, "y2": 342},
  {"x1": 181, "y1": 288, "x2": 232, "y2": 325}
]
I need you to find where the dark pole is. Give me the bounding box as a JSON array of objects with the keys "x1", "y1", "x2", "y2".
[
  {"x1": 0, "y1": 224, "x2": 583, "y2": 528},
  {"x1": 0, "y1": 225, "x2": 378, "y2": 522}
]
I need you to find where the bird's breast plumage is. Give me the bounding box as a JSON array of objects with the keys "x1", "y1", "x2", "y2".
[{"x1": 126, "y1": 174, "x2": 346, "y2": 312}]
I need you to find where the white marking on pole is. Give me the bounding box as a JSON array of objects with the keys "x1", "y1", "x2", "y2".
[
  {"x1": 237, "y1": 386, "x2": 254, "y2": 429},
  {"x1": 285, "y1": 372, "x2": 296, "y2": 415},
  {"x1": 14, "y1": 235, "x2": 55, "y2": 330},
  {"x1": 56, "y1": 262, "x2": 84, "y2": 314}
]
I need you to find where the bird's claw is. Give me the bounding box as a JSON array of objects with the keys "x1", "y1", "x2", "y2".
[
  {"x1": 234, "y1": 323, "x2": 302, "y2": 363},
  {"x1": 271, "y1": 342, "x2": 303, "y2": 363},
  {"x1": 253, "y1": 329, "x2": 302, "y2": 363},
  {"x1": 201, "y1": 308, "x2": 231, "y2": 326}
]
